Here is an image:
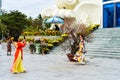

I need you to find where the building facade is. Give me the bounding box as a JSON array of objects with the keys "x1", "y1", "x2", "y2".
[
  {"x1": 42, "y1": 0, "x2": 120, "y2": 28},
  {"x1": 103, "y1": 0, "x2": 120, "y2": 28}
]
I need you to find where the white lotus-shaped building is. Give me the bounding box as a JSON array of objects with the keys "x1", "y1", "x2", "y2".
[{"x1": 41, "y1": 0, "x2": 101, "y2": 29}]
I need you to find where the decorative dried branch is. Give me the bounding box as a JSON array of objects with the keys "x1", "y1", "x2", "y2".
[{"x1": 60, "y1": 22, "x2": 93, "y2": 54}]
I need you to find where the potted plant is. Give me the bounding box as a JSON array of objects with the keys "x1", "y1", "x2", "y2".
[
  {"x1": 61, "y1": 23, "x2": 99, "y2": 62},
  {"x1": 47, "y1": 43, "x2": 54, "y2": 50},
  {"x1": 34, "y1": 39, "x2": 41, "y2": 54}
]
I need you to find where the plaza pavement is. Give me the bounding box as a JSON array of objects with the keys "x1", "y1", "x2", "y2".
[{"x1": 0, "y1": 43, "x2": 120, "y2": 80}]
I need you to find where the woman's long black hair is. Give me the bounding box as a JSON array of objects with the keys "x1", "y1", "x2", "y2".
[{"x1": 13, "y1": 34, "x2": 19, "y2": 42}]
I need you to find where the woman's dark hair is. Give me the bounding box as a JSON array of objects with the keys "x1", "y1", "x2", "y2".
[
  {"x1": 80, "y1": 35, "x2": 84, "y2": 40},
  {"x1": 13, "y1": 34, "x2": 19, "y2": 42}
]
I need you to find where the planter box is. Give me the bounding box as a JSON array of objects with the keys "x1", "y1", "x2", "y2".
[
  {"x1": 66, "y1": 53, "x2": 77, "y2": 62},
  {"x1": 23, "y1": 36, "x2": 60, "y2": 39}
]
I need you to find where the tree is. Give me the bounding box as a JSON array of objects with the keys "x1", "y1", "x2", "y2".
[
  {"x1": 0, "y1": 22, "x2": 7, "y2": 39},
  {"x1": 0, "y1": 10, "x2": 30, "y2": 37},
  {"x1": 43, "y1": 18, "x2": 51, "y2": 30},
  {"x1": 32, "y1": 14, "x2": 44, "y2": 30}
]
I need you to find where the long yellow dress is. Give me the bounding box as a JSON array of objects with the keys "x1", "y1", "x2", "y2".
[
  {"x1": 10, "y1": 41, "x2": 26, "y2": 73},
  {"x1": 73, "y1": 41, "x2": 86, "y2": 63}
]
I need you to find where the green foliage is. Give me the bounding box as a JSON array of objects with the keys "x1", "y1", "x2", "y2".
[
  {"x1": 21, "y1": 30, "x2": 61, "y2": 36},
  {"x1": 0, "y1": 22, "x2": 8, "y2": 39},
  {"x1": 0, "y1": 10, "x2": 30, "y2": 37},
  {"x1": 23, "y1": 26, "x2": 39, "y2": 32},
  {"x1": 76, "y1": 24, "x2": 100, "y2": 38},
  {"x1": 29, "y1": 43, "x2": 35, "y2": 50},
  {"x1": 0, "y1": 11, "x2": 53, "y2": 38},
  {"x1": 43, "y1": 18, "x2": 51, "y2": 30}
]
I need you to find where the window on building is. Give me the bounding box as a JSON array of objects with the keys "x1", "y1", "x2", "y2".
[
  {"x1": 103, "y1": 0, "x2": 111, "y2": 2},
  {"x1": 103, "y1": 3, "x2": 114, "y2": 28},
  {"x1": 116, "y1": 2, "x2": 120, "y2": 27}
]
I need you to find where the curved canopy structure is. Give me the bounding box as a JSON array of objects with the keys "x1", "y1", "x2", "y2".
[
  {"x1": 41, "y1": 8, "x2": 76, "y2": 19},
  {"x1": 55, "y1": 0, "x2": 79, "y2": 9},
  {"x1": 74, "y1": 2, "x2": 101, "y2": 24}
]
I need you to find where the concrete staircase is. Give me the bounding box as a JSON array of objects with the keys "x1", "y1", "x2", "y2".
[{"x1": 85, "y1": 28, "x2": 120, "y2": 59}]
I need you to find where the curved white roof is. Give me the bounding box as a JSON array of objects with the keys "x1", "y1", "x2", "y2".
[
  {"x1": 41, "y1": 8, "x2": 76, "y2": 18},
  {"x1": 54, "y1": 0, "x2": 79, "y2": 9}
]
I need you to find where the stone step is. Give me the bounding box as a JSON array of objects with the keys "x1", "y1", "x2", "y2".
[
  {"x1": 91, "y1": 38, "x2": 120, "y2": 41},
  {"x1": 86, "y1": 50, "x2": 120, "y2": 52},
  {"x1": 86, "y1": 51, "x2": 120, "y2": 56},
  {"x1": 86, "y1": 53, "x2": 120, "y2": 59},
  {"x1": 93, "y1": 28, "x2": 120, "y2": 37},
  {"x1": 86, "y1": 42, "x2": 120, "y2": 45},
  {"x1": 85, "y1": 28, "x2": 120, "y2": 59},
  {"x1": 86, "y1": 44, "x2": 120, "y2": 47},
  {"x1": 85, "y1": 51, "x2": 120, "y2": 58},
  {"x1": 86, "y1": 46, "x2": 120, "y2": 49},
  {"x1": 94, "y1": 28, "x2": 120, "y2": 33},
  {"x1": 86, "y1": 43, "x2": 119, "y2": 48},
  {"x1": 86, "y1": 49, "x2": 120, "y2": 53}
]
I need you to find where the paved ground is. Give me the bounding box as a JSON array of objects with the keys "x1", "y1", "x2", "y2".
[{"x1": 0, "y1": 43, "x2": 120, "y2": 80}]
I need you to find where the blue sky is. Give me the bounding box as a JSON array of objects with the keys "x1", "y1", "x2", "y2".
[{"x1": 2, "y1": 0, "x2": 56, "y2": 18}]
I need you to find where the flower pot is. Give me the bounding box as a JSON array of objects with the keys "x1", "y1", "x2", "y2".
[
  {"x1": 66, "y1": 53, "x2": 77, "y2": 62},
  {"x1": 30, "y1": 49, "x2": 34, "y2": 54}
]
